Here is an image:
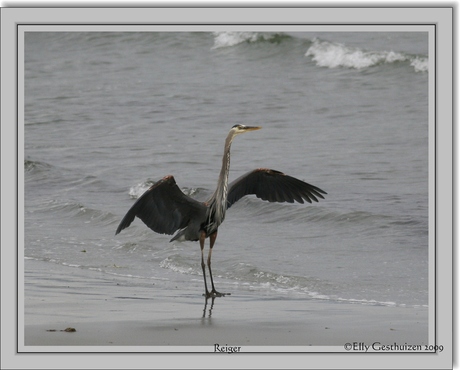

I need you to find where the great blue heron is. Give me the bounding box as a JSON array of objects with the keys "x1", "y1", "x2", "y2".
[{"x1": 116, "y1": 125, "x2": 326, "y2": 297}]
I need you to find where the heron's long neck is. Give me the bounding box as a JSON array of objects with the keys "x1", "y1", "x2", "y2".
[
  {"x1": 218, "y1": 134, "x2": 233, "y2": 201},
  {"x1": 208, "y1": 133, "x2": 234, "y2": 227}
]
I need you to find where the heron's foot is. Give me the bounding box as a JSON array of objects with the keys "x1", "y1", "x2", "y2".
[{"x1": 203, "y1": 290, "x2": 230, "y2": 298}]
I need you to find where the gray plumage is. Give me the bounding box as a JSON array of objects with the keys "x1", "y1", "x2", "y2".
[{"x1": 116, "y1": 125, "x2": 326, "y2": 297}]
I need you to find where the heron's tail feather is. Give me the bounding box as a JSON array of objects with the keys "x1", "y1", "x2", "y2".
[{"x1": 170, "y1": 228, "x2": 187, "y2": 242}]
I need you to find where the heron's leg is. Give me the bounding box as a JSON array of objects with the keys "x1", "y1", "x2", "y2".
[
  {"x1": 207, "y1": 231, "x2": 228, "y2": 297},
  {"x1": 200, "y1": 231, "x2": 210, "y2": 297}
]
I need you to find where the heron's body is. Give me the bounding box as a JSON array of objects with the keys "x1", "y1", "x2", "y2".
[{"x1": 116, "y1": 125, "x2": 326, "y2": 297}]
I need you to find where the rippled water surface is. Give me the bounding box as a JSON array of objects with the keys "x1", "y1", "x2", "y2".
[{"x1": 24, "y1": 31, "x2": 429, "y2": 308}]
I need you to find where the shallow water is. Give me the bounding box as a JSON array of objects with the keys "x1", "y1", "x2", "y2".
[{"x1": 24, "y1": 31, "x2": 429, "y2": 309}]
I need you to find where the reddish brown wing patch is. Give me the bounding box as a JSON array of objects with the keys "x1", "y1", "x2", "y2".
[{"x1": 256, "y1": 168, "x2": 286, "y2": 176}]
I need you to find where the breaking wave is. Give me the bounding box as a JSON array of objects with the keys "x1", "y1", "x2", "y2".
[
  {"x1": 211, "y1": 32, "x2": 428, "y2": 73},
  {"x1": 212, "y1": 31, "x2": 292, "y2": 49},
  {"x1": 305, "y1": 38, "x2": 428, "y2": 72}
]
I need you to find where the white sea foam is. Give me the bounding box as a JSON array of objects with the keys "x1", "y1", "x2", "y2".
[
  {"x1": 212, "y1": 32, "x2": 258, "y2": 49},
  {"x1": 129, "y1": 181, "x2": 154, "y2": 199},
  {"x1": 159, "y1": 257, "x2": 197, "y2": 275},
  {"x1": 410, "y1": 56, "x2": 429, "y2": 72},
  {"x1": 212, "y1": 31, "x2": 285, "y2": 49},
  {"x1": 305, "y1": 38, "x2": 427, "y2": 73}
]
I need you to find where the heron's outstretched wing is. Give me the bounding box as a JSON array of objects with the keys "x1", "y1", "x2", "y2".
[
  {"x1": 115, "y1": 175, "x2": 207, "y2": 236},
  {"x1": 226, "y1": 168, "x2": 326, "y2": 209}
]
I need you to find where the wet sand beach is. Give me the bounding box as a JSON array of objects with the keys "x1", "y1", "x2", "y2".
[{"x1": 23, "y1": 259, "x2": 428, "y2": 350}]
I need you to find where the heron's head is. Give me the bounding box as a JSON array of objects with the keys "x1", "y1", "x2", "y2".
[{"x1": 230, "y1": 124, "x2": 262, "y2": 137}]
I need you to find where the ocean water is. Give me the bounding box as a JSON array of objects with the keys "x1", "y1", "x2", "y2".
[{"x1": 24, "y1": 31, "x2": 429, "y2": 310}]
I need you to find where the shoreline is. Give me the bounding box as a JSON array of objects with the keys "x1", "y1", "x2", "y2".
[{"x1": 23, "y1": 259, "x2": 428, "y2": 349}]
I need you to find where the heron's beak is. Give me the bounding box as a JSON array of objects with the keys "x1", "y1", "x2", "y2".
[{"x1": 244, "y1": 126, "x2": 262, "y2": 132}]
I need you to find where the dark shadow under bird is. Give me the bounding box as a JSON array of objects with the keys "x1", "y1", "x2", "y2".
[{"x1": 116, "y1": 125, "x2": 326, "y2": 298}]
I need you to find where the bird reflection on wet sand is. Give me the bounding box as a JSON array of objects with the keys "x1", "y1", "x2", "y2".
[{"x1": 202, "y1": 295, "x2": 218, "y2": 318}]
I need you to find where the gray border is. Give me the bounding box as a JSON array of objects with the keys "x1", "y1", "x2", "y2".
[
  {"x1": 16, "y1": 23, "x2": 436, "y2": 353},
  {"x1": 1, "y1": 6, "x2": 452, "y2": 370}
]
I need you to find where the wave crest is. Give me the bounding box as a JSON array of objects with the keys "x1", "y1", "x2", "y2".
[
  {"x1": 305, "y1": 38, "x2": 428, "y2": 72},
  {"x1": 212, "y1": 31, "x2": 290, "y2": 49}
]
